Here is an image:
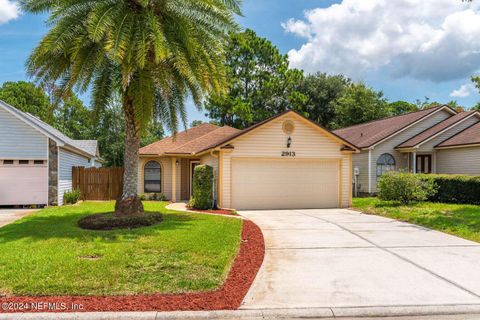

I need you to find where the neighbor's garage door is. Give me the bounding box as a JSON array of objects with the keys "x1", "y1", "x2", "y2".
[
  {"x1": 0, "y1": 161, "x2": 48, "y2": 205},
  {"x1": 231, "y1": 158, "x2": 339, "y2": 210}
]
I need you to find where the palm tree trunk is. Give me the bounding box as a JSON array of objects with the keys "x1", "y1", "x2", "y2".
[{"x1": 114, "y1": 91, "x2": 144, "y2": 216}]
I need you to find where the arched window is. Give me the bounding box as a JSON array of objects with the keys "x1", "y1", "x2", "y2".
[
  {"x1": 144, "y1": 161, "x2": 161, "y2": 193},
  {"x1": 376, "y1": 153, "x2": 396, "y2": 180}
]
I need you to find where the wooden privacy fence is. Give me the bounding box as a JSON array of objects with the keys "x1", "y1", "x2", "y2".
[{"x1": 73, "y1": 167, "x2": 124, "y2": 200}]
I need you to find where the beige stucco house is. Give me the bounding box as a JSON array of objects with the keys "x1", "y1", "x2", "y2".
[
  {"x1": 139, "y1": 110, "x2": 358, "y2": 210},
  {"x1": 333, "y1": 105, "x2": 480, "y2": 194}
]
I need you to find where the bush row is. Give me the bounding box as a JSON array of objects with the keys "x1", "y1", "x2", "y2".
[
  {"x1": 378, "y1": 172, "x2": 480, "y2": 205},
  {"x1": 418, "y1": 174, "x2": 480, "y2": 205}
]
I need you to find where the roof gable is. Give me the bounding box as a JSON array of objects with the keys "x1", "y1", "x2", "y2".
[
  {"x1": 333, "y1": 105, "x2": 456, "y2": 149},
  {"x1": 396, "y1": 111, "x2": 479, "y2": 149},
  {"x1": 0, "y1": 100, "x2": 99, "y2": 158},
  {"x1": 199, "y1": 110, "x2": 359, "y2": 153},
  {"x1": 435, "y1": 121, "x2": 480, "y2": 148}
]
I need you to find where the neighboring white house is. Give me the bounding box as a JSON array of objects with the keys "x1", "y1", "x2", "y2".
[{"x1": 0, "y1": 100, "x2": 102, "y2": 206}]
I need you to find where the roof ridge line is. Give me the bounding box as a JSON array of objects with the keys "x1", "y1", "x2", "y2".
[{"x1": 334, "y1": 105, "x2": 448, "y2": 132}]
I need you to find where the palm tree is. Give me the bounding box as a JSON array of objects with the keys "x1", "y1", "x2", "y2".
[{"x1": 22, "y1": 0, "x2": 241, "y2": 216}]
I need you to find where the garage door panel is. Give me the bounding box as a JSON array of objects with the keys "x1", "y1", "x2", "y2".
[
  {"x1": 232, "y1": 158, "x2": 339, "y2": 210},
  {"x1": 0, "y1": 166, "x2": 48, "y2": 205}
]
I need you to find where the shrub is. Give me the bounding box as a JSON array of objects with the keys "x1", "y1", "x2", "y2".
[
  {"x1": 418, "y1": 174, "x2": 480, "y2": 205},
  {"x1": 78, "y1": 212, "x2": 163, "y2": 230},
  {"x1": 378, "y1": 172, "x2": 437, "y2": 204},
  {"x1": 139, "y1": 193, "x2": 167, "y2": 201},
  {"x1": 189, "y1": 164, "x2": 214, "y2": 210},
  {"x1": 64, "y1": 189, "x2": 81, "y2": 205}
]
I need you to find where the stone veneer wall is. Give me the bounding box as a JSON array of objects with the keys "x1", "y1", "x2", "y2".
[{"x1": 48, "y1": 139, "x2": 58, "y2": 206}]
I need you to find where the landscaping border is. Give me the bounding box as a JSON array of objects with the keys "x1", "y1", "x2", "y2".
[{"x1": 0, "y1": 220, "x2": 264, "y2": 313}]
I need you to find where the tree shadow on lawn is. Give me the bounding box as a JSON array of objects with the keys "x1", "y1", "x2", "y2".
[{"x1": 0, "y1": 210, "x2": 194, "y2": 244}]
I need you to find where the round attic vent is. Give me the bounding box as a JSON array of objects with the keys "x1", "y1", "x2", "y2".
[{"x1": 282, "y1": 120, "x2": 295, "y2": 135}]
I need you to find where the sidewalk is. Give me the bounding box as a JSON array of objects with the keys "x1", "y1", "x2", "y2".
[{"x1": 3, "y1": 305, "x2": 480, "y2": 320}]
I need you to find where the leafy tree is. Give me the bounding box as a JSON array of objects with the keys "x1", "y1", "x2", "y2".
[
  {"x1": 297, "y1": 72, "x2": 350, "y2": 128},
  {"x1": 389, "y1": 101, "x2": 418, "y2": 116},
  {"x1": 332, "y1": 82, "x2": 391, "y2": 128},
  {"x1": 23, "y1": 0, "x2": 241, "y2": 216},
  {"x1": 190, "y1": 120, "x2": 204, "y2": 127},
  {"x1": 205, "y1": 29, "x2": 307, "y2": 129},
  {"x1": 54, "y1": 96, "x2": 93, "y2": 140},
  {"x1": 0, "y1": 81, "x2": 53, "y2": 123}
]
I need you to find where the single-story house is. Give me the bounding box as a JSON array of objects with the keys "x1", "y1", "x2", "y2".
[
  {"x1": 139, "y1": 110, "x2": 359, "y2": 210},
  {"x1": 0, "y1": 100, "x2": 102, "y2": 206},
  {"x1": 333, "y1": 105, "x2": 480, "y2": 194}
]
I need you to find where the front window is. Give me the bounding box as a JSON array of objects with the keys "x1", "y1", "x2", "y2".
[
  {"x1": 144, "y1": 161, "x2": 161, "y2": 193},
  {"x1": 376, "y1": 153, "x2": 396, "y2": 180}
]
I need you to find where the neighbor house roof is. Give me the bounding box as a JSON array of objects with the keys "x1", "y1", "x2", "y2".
[
  {"x1": 333, "y1": 105, "x2": 455, "y2": 149},
  {"x1": 0, "y1": 100, "x2": 99, "y2": 158},
  {"x1": 396, "y1": 111, "x2": 478, "y2": 149},
  {"x1": 435, "y1": 121, "x2": 480, "y2": 149},
  {"x1": 139, "y1": 123, "x2": 241, "y2": 155}
]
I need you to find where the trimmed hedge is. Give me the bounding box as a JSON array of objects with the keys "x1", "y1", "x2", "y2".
[
  {"x1": 418, "y1": 174, "x2": 480, "y2": 205},
  {"x1": 378, "y1": 172, "x2": 436, "y2": 204},
  {"x1": 189, "y1": 164, "x2": 214, "y2": 210}
]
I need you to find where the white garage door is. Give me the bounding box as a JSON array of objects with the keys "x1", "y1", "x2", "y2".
[
  {"x1": 232, "y1": 158, "x2": 339, "y2": 210},
  {"x1": 0, "y1": 162, "x2": 48, "y2": 205}
]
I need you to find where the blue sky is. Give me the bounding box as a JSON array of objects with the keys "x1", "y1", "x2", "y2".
[{"x1": 1, "y1": 0, "x2": 479, "y2": 124}]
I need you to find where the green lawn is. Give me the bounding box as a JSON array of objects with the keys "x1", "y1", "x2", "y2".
[
  {"x1": 0, "y1": 201, "x2": 242, "y2": 296},
  {"x1": 353, "y1": 197, "x2": 480, "y2": 243}
]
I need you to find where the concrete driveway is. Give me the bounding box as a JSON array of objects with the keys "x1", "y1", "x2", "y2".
[
  {"x1": 0, "y1": 208, "x2": 37, "y2": 228},
  {"x1": 239, "y1": 208, "x2": 480, "y2": 311}
]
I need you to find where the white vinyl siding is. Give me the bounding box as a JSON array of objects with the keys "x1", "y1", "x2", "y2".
[
  {"x1": 352, "y1": 150, "x2": 370, "y2": 193},
  {"x1": 221, "y1": 113, "x2": 352, "y2": 209},
  {"x1": 436, "y1": 147, "x2": 480, "y2": 176},
  {"x1": 418, "y1": 116, "x2": 480, "y2": 152},
  {"x1": 367, "y1": 109, "x2": 452, "y2": 192},
  {"x1": 58, "y1": 148, "x2": 90, "y2": 205},
  {"x1": 0, "y1": 107, "x2": 48, "y2": 159}
]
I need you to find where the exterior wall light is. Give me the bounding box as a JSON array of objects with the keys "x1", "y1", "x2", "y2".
[{"x1": 287, "y1": 136, "x2": 292, "y2": 148}]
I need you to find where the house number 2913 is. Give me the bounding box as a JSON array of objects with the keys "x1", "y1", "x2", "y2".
[{"x1": 281, "y1": 151, "x2": 296, "y2": 157}]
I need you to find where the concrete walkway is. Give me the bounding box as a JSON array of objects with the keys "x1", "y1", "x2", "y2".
[
  {"x1": 239, "y1": 208, "x2": 480, "y2": 311},
  {"x1": 0, "y1": 208, "x2": 37, "y2": 228}
]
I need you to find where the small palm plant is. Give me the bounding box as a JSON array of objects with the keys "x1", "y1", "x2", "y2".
[{"x1": 22, "y1": 0, "x2": 241, "y2": 216}]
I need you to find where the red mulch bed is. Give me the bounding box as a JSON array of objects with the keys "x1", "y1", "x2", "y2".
[
  {"x1": 0, "y1": 220, "x2": 264, "y2": 313},
  {"x1": 190, "y1": 208, "x2": 236, "y2": 216}
]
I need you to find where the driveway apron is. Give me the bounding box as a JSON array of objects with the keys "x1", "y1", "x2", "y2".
[{"x1": 239, "y1": 209, "x2": 480, "y2": 309}]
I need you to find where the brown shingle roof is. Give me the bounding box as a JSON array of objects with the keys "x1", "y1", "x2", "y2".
[
  {"x1": 435, "y1": 121, "x2": 480, "y2": 148},
  {"x1": 396, "y1": 111, "x2": 478, "y2": 149},
  {"x1": 333, "y1": 106, "x2": 453, "y2": 149},
  {"x1": 139, "y1": 123, "x2": 241, "y2": 155}
]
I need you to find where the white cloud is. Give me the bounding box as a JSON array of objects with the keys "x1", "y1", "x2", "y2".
[
  {"x1": 283, "y1": 0, "x2": 480, "y2": 82},
  {"x1": 450, "y1": 83, "x2": 474, "y2": 98},
  {"x1": 0, "y1": 0, "x2": 19, "y2": 25}
]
